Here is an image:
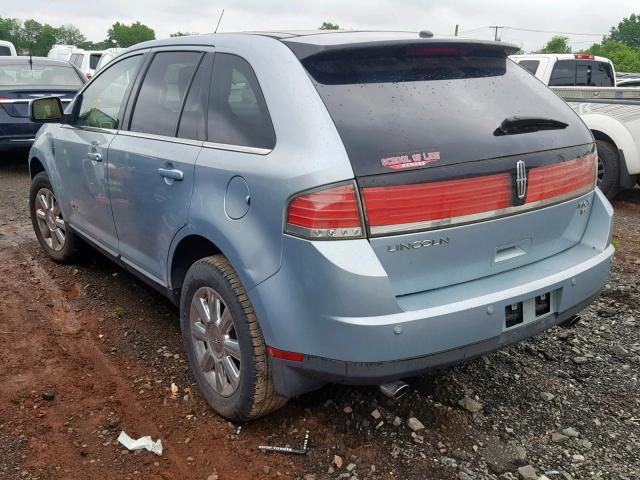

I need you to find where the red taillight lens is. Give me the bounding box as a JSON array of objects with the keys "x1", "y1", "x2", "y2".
[
  {"x1": 574, "y1": 54, "x2": 594, "y2": 60},
  {"x1": 286, "y1": 182, "x2": 364, "y2": 239},
  {"x1": 526, "y1": 153, "x2": 597, "y2": 203},
  {"x1": 364, "y1": 173, "x2": 512, "y2": 232}
]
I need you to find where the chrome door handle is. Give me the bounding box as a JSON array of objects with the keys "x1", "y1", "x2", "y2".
[
  {"x1": 87, "y1": 152, "x2": 102, "y2": 162},
  {"x1": 157, "y1": 168, "x2": 184, "y2": 181}
]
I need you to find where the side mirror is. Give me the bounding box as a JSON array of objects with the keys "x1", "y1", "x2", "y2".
[{"x1": 29, "y1": 96, "x2": 64, "y2": 123}]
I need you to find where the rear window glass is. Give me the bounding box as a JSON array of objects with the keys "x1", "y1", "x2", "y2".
[
  {"x1": 0, "y1": 46, "x2": 11, "y2": 56},
  {"x1": 297, "y1": 43, "x2": 587, "y2": 177},
  {"x1": 90, "y1": 54, "x2": 102, "y2": 70},
  {"x1": 518, "y1": 60, "x2": 539, "y2": 75},
  {"x1": 0, "y1": 64, "x2": 82, "y2": 86},
  {"x1": 549, "y1": 60, "x2": 614, "y2": 87}
]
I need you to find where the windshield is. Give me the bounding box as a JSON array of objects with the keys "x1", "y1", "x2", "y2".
[{"x1": 0, "y1": 64, "x2": 82, "y2": 86}]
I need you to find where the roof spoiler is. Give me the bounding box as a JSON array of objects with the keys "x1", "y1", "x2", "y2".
[{"x1": 284, "y1": 38, "x2": 520, "y2": 60}]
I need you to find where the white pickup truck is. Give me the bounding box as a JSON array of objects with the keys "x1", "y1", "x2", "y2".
[{"x1": 510, "y1": 53, "x2": 640, "y2": 198}]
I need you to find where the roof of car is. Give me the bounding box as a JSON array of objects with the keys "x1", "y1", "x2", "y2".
[
  {"x1": 127, "y1": 30, "x2": 519, "y2": 57},
  {"x1": 0, "y1": 56, "x2": 75, "y2": 66}
]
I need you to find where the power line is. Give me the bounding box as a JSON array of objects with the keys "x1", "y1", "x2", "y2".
[{"x1": 503, "y1": 26, "x2": 606, "y2": 36}]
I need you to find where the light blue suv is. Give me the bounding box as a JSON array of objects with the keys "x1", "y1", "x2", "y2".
[{"x1": 27, "y1": 31, "x2": 614, "y2": 421}]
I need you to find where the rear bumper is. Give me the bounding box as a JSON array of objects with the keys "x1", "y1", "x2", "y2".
[{"x1": 250, "y1": 189, "x2": 614, "y2": 396}]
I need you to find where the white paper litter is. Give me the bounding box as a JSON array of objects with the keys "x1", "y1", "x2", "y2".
[{"x1": 117, "y1": 431, "x2": 163, "y2": 456}]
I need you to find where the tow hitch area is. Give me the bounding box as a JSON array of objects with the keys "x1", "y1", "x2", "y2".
[{"x1": 505, "y1": 291, "x2": 556, "y2": 329}]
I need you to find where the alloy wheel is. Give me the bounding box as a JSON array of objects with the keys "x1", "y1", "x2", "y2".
[
  {"x1": 34, "y1": 188, "x2": 66, "y2": 252},
  {"x1": 189, "y1": 286, "x2": 241, "y2": 397}
]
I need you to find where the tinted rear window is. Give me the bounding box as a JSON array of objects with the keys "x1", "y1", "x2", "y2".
[
  {"x1": 0, "y1": 46, "x2": 11, "y2": 56},
  {"x1": 549, "y1": 60, "x2": 614, "y2": 87},
  {"x1": 298, "y1": 43, "x2": 591, "y2": 177},
  {"x1": 0, "y1": 64, "x2": 82, "y2": 86}
]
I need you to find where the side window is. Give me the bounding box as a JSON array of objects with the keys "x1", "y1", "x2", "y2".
[
  {"x1": 129, "y1": 51, "x2": 201, "y2": 137},
  {"x1": 75, "y1": 55, "x2": 142, "y2": 130},
  {"x1": 518, "y1": 60, "x2": 539, "y2": 75},
  {"x1": 178, "y1": 54, "x2": 213, "y2": 141},
  {"x1": 208, "y1": 54, "x2": 276, "y2": 150},
  {"x1": 74, "y1": 54, "x2": 84, "y2": 68},
  {"x1": 90, "y1": 54, "x2": 102, "y2": 70},
  {"x1": 548, "y1": 60, "x2": 576, "y2": 86}
]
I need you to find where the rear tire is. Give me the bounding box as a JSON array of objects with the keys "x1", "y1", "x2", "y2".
[
  {"x1": 180, "y1": 255, "x2": 287, "y2": 421},
  {"x1": 596, "y1": 139, "x2": 620, "y2": 199},
  {"x1": 29, "y1": 171, "x2": 82, "y2": 264}
]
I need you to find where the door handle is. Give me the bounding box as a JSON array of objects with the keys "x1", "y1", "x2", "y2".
[
  {"x1": 87, "y1": 152, "x2": 102, "y2": 162},
  {"x1": 157, "y1": 168, "x2": 184, "y2": 181}
]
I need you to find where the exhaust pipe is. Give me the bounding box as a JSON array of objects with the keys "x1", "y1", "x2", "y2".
[{"x1": 379, "y1": 380, "x2": 409, "y2": 400}]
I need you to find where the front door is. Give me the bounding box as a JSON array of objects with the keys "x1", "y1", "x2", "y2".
[
  {"x1": 108, "y1": 49, "x2": 210, "y2": 284},
  {"x1": 54, "y1": 53, "x2": 144, "y2": 253}
]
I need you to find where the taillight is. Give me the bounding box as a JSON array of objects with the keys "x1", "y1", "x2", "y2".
[
  {"x1": 526, "y1": 153, "x2": 597, "y2": 203},
  {"x1": 362, "y1": 152, "x2": 597, "y2": 236},
  {"x1": 286, "y1": 181, "x2": 364, "y2": 239},
  {"x1": 364, "y1": 173, "x2": 512, "y2": 232}
]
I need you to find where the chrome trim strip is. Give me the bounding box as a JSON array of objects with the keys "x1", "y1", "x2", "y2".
[
  {"x1": 60, "y1": 125, "x2": 118, "y2": 135},
  {"x1": 369, "y1": 187, "x2": 594, "y2": 236},
  {"x1": 118, "y1": 130, "x2": 203, "y2": 147},
  {"x1": 203, "y1": 141, "x2": 271, "y2": 155}
]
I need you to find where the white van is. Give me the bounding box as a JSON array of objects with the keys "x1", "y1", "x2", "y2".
[
  {"x1": 95, "y1": 48, "x2": 124, "y2": 71},
  {"x1": 69, "y1": 48, "x2": 104, "y2": 79},
  {"x1": 47, "y1": 45, "x2": 76, "y2": 62},
  {"x1": 0, "y1": 40, "x2": 17, "y2": 56}
]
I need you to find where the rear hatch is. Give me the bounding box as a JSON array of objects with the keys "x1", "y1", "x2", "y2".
[
  {"x1": 0, "y1": 87, "x2": 77, "y2": 117},
  {"x1": 288, "y1": 38, "x2": 596, "y2": 296}
]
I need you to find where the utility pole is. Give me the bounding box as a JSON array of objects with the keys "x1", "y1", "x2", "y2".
[
  {"x1": 454, "y1": 24, "x2": 459, "y2": 36},
  {"x1": 489, "y1": 25, "x2": 503, "y2": 41}
]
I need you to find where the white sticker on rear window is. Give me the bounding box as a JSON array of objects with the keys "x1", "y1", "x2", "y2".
[{"x1": 381, "y1": 151, "x2": 440, "y2": 170}]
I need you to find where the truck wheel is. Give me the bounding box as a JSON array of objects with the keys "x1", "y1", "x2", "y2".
[
  {"x1": 29, "y1": 171, "x2": 83, "y2": 264},
  {"x1": 180, "y1": 255, "x2": 287, "y2": 421},
  {"x1": 596, "y1": 140, "x2": 619, "y2": 199}
]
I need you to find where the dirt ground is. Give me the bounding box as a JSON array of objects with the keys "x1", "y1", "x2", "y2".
[{"x1": 0, "y1": 151, "x2": 638, "y2": 480}]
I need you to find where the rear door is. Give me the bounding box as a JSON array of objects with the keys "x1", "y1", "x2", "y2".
[
  {"x1": 107, "y1": 48, "x2": 210, "y2": 285},
  {"x1": 293, "y1": 42, "x2": 596, "y2": 296}
]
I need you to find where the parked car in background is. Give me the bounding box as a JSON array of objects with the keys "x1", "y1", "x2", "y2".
[
  {"x1": 47, "y1": 45, "x2": 76, "y2": 62},
  {"x1": 510, "y1": 53, "x2": 615, "y2": 87},
  {"x1": 617, "y1": 77, "x2": 640, "y2": 88},
  {"x1": 511, "y1": 53, "x2": 640, "y2": 198},
  {"x1": 0, "y1": 40, "x2": 17, "y2": 56},
  {"x1": 95, "y1": 48, "x2": 125, "y2": 71},
  {"x1": 69, "y1": 48, "x2": 104, "y2": 79},
  {"x1": 0, "y1": 57, "x2": 84, "y2": 151},
  {"x1": 27, "y1": 32, "x2": 613, "y2": 421}
]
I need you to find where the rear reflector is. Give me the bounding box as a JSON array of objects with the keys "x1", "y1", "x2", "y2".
[
  {"x1": 267, "y1": 347, "x2": 304, "y2": 362},
  {"x1": 363, "y1": 152, "x2": 597, "y2": 236},
  {"x1": 286, "y1": 182, "x2": 364, "y2": 239}
]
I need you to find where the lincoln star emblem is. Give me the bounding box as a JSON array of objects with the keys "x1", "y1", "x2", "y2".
[{"x1": 516, "y1": 160, "x2": 527, "y2": 200}]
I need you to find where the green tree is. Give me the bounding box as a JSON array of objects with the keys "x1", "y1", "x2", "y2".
[
  {"x1": 586, "y1": 39, "x2": 640, "y2": 72},
  {"x1": 609, "y1": 13, "x2": 640, "y2": 48},
  {"x1": 107, "y1": 21, "x2": 155, "y2": 48},
  {"x1": 538, "y1": 35, "x2": 572, "y2": 54},
  {"x1": 21, "y1": 19, "x2": 59, "y2": 55},
  {"x1": 56, "y1": 24, "x2": 86, "y2": 45},
  {"x1": 170, "y1": 31, "x2": 195, "y2": 37},
  {"x1": 319, "y1": 22, "x2": 340, "y2": 30},
  {"x1": 0, "y1": 17, "x2": 22, "y2": 46}
]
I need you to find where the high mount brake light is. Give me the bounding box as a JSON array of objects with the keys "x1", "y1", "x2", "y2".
[
  {"x1": 286, "y1": 182, "x2": 365, "y2": 239},
  {"x1": 574, "y1": 54, "x2": 595, "y2": 60},
  {"x1": 363, "y1": 153, "x2": 597, "y2": 236}
]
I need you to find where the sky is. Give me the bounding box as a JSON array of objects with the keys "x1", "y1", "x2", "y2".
[{"x1": 4, "y1": 0, "x2": 639, "y2": 52}]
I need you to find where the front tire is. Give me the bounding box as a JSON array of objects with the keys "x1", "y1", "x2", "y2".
[
  {"x1": 29, "y1": 171, "x2": 82, "y2": 264},
  {"x1": 180, "y1": 255, "x2": 287, "y2": 421},
  {"x1": 596, "y1": 139, "x2": 620, "y2": 199}
]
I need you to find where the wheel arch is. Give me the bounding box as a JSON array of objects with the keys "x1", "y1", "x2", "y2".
[
  {"x1": 169, "y1": 233, "x2": 223, "y2": 293},
  {"x1": 581, "y1": 113, "x2": 640, "y2": 174},
  {"x1": 29, "y1": 156, "x2": 46, "y2": 179}
]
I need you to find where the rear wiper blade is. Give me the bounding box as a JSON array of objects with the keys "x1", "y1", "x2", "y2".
[{"x1": 494, "y1": 116, "x2": 569, "y2": 136}]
